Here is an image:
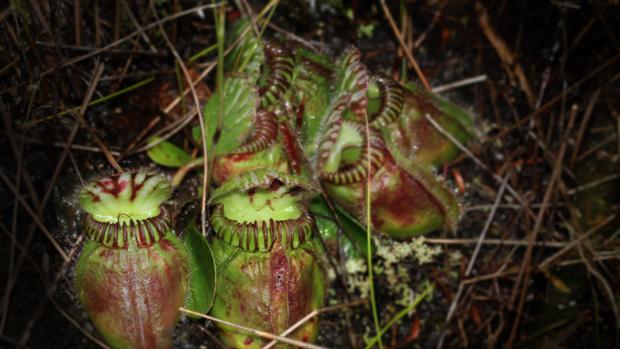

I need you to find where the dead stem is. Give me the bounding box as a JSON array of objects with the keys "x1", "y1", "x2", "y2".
[
  {"x1": 538, "y1": 213, "x2": 618, "y2": 270},
  {"x1": 413, "y1": 0, "x2": 447, "y2": 49},
  {"x1": 0, "y1": 170, "x2": 68, "y2": 261},
  {"x1": 69, "y1": 63, "x2": 123, "y2": 172},
  {"x1": 380, "y1": 0, "x2": 431, "y2": 91},
  {"x1": 505, "y1": 104, "x2": 576, "y2": 349},
  {"x1": 39, "y1": 3, "x2": 223, "y2": 77},
  {"x1": 423, "y1": 112, "x2": 537, "y2": 221},
  {"x1": 487, "y1": 53, "x2": 620, "y2": 145},
  {"x1": 570, "y1": 90, "x2": 601, "y2": 166},
  {"x1": 148, "y1": 1, "x2": 210, "y2": 238},
  {"x1": 425, "y1": 238, "x2": 567, "y2": 248},
  {"x1": 475, "y1": 2, "x2": 535, "y2": 107},
  {"x1": 179, "y1": 308, "x2": 328, "y2": 349},
  {"x1": 262, "y1": 300, "x2": 367, "y2": 349},
  {"x1": 431, "y1": 75, "x2": 488, "y2": 93},
  {"x1": 570, "y1": 223, "x2": 620, "y2": 327},
  {"x1": 18, "y1": 235, "x2": 83, "y2": 346},
  {"x1": 0, "y1": 224, "x2": 109, "y2": 348},
  {"x1": 444, "y1": 175, "x2": 508, "y2": 323}
]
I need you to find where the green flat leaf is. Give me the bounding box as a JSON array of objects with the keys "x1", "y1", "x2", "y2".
[
  {"x1": 293, "y1": 50, "x2": 333, "y2": 159},
  {"x1": 182, "y1": 222, "x2": 217, "y2": 316},
  {"x1": 225, "y1": 19, "x2": 264, "y2": 80},
  {"x1": 311, "y1": 197, "x2": 372, "y2": 259},
  {"x1": 146, "y1": 136, "x2": 191, "y2": 168},
  {"x1": 194, "y1": 75, "x2": 258, "y2": 157}
]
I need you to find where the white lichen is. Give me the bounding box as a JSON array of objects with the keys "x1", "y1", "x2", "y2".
[{"x1": 342, "y1": 236, "x2": 442, "y2": 305}]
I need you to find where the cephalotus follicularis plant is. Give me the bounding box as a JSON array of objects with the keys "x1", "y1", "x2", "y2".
[{"x1": 73, "y1": 17, "x2": 474, "y2": 349}]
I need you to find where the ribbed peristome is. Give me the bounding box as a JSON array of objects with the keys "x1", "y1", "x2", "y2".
[{"x1": 209, "y1": 170, "x2": 317, "y2": 252}]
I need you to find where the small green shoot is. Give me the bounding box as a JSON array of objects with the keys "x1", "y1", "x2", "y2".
[{"x1": 365, "y1": 283, "x2": 434, "y2": 349}]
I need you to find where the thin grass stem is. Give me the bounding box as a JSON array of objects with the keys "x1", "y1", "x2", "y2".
[
  {"x1": 364, "y1": 96, "x2": 383, "y2": 348},
  {"x1": 365, "y1": 283, "x2": 434, "y2": 349}
]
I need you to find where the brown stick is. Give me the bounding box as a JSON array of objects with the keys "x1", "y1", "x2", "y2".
[
  {"x1": 262, "y1": 300, "x2": 367, "y2": 349},
  {"x1": 149, "y1": 1, "x2": 209, "y2": 239},
  {"x1": 476, "y1": 2, "x2": 535, "y2": 107},
  {"x1": 506, "y1": 104, "x2": 577, "y2": 348},
  {"x1": 380, "y1": 0, "x2": 431, "y2": 91},
  {"x1": 0, "y1": 170, "x2": 68, "y2": 261},
  {"x1": 69, "y1": 63, "x2": 123, "y2": 172},
  {"x1": 179, "y1": 308, "x2": 328, "y2": 349}
]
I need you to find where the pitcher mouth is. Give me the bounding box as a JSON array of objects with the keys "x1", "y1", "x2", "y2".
[
  {"x1": 82, "y1": 206, "x2": 172, "y2": 249},
  {"x1": 210, "y1": 205, "x2": 313, "y2": 252},
  {"x1": 318, "y1": 121, "x2": 386, "y2": 185},
  {"x1": 209, "y1": 169, "x2": 317, "y2": 252}
]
